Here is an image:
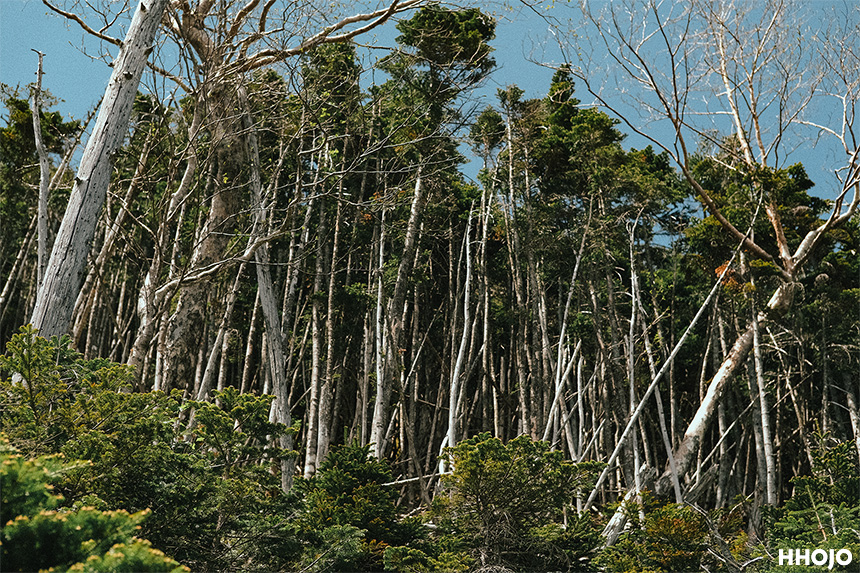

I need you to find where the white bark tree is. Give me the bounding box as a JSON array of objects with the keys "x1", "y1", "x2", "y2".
[
  {"x1": 29, "y1": 51, "x2": 51, "y2": 289},
  {"x1": 30, "y1": 0, "x2": 170, "y2": 339}
]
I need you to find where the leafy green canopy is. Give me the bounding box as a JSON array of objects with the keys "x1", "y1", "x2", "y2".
[{"x1": 395, "y1": 7, "x2": 495, "y2": 78}]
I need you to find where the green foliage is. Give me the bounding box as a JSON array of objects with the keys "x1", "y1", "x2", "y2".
[
  {"x1": 596, "y1": 495, "x2": 708, "y2": 573},
  {"x1": 0, "y1": 324, "x2": 138, "y2": 453},
  {"x1": 760, "y1": 438, "x2": 860, "y2": 572},
  {"x1": 187, "y1": 386, "x2": 292, "y2": 476},
  {"x1": 687, "y1": 151, "x2": 825, "y2": 268},
  {"x1": 298, "y1": 524, "x2": 367, "y2": 573},
  {"x1": 375, "y1": 6, "x2": 495, "y2": 164},
  {"x1": 0, "y1": 443, "x2": 187, "y2": 572},
  {"x1": 395, "y1": 7, "x2": 495, "y2": 78},
  {"x1": 383, "y1": 545, "x2": 433, "y2": 572},
  {"x1": 435, "y1": 433, "x2": 604, "y2": 571},
  {"x1": 66, "y1": 540, "x2": 188, "y2": 573},
  {"x1": 0, "y1": 439, "x2": 64, "y2": 525},
  {"x1": 469, "y1": 105, "x2": 505, "y2": 157},
  {"x1": 295, "y1": 441, "x2": 423, "y2": 570},
  {"x1": 0, "y1": 326, "x2": 300, "y2": 572}
]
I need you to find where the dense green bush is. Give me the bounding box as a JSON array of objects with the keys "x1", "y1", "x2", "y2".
[
  {"x1": 596, "y1": 494, "x2": 708, "y2": 573},
  {"x1": 294, "y1": 440, "x2": 426, "y2": 571},
  {"x1": 433, "y1": 432, "x2": 604, "y2": 571},
  {"x1": 0, "y1": 326, "x2": 300, "y2": 572},
  {"x1": 0, "y1": 441, "x2": 187, "y2": 572}
]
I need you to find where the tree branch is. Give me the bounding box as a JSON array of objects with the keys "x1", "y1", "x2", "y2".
[
  {"x1": 42, "y1": 0, "x2": 121, "y2": 46},
  {"x1": 235, "y1": 0, "x2": 423, "y2": 73}
]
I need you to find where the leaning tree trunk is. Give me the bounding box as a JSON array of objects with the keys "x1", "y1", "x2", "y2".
[
  {"x1": 655, "y1": 281, "x2": 795, "y2": 495},
  {"x1": 30, "y1": 0, "x2": 168, "y2": 339}
]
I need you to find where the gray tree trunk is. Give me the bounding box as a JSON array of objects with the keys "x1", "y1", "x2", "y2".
[
  {"x1": 241, "y1": 88, "x2": 295, "y2": 491},
  {"x1": 30, "y1": 51, "x2": 50, "y2": 288},
  {"x1": 30, "y1": 0, "x2": 168, "y2": 338},
  {"x1": 370, "y1": 169, "x2": 424, "y2": 458}
]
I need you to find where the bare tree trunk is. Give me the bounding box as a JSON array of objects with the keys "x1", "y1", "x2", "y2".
[
  {"x1": 844, "y1": 373, "x2": 860, "y2": 470},
  {"x1": 441, "y1": 212, "x2": 472, "y2": 471},
  {"x1": 751, "y1": 292, "x2": 777, "y2": 505},
  {"x1": 304, "y1": 198, "x2": 326, "y2": 477},
  {"x1": 240, "y1": 291, "x2": 260, "y2": 394},
  {"x1": 30, "y1": 0, "x2": 168, "y2": 338},
  {"x1": 317, "y1": 192, "x2": 343, "y2": 464},
  {"x1": 370, "y1": 168, "x2": 424, "y2": 458},
  {"x1": 0, "y1": 215, "x2": 37, "y2": 328},
  {"x1": 242, "y1": 90, "x2": 295, "y2": 491},
  {"x1": 30, "y1": 51, "x2": 50, "y2": 288},
  {"x1": 163, "y1": 92, "x2": 242, "y2": 393},
  {"x1": 197, "y1": 263, "x2": 247, "y2": 400},
  {"x1": 127, "y1": 102, "x2": 202, "y2": 388}
]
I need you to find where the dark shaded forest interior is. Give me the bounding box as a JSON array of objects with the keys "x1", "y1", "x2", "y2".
[{"x1": 1, "y1": 1, "x2": 860, "y2": 571}]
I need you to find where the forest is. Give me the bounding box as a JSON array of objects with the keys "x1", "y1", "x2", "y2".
[{"x1": 1, "y1": 0, "x2": 859, "y2": 571}]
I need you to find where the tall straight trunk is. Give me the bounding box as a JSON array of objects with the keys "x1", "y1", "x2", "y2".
[
  {"x1": 304, "y1": 197, "x2": 327, "y2": 477},
  {"x1": 240, "y1": 291, "x2": 261, "y2": 393},
  {"x1": 476, "y1": 180, "x2": 493, "y2": 433},
  {"x1": 746, "y1": 355, "x2": 767, "y2": 531},
  {"x1": 442, "y1": 212, "x2": 472, "y2": 470},
  {"x1": 30, "y1": 51, "x2": 50, "y2": 288},
  {"x1": 751, "y1": 294, "x2": 776, "y2": 505},
  {"x1": 30, "y1": 0, "x2": 168, "y2": 339},
  {"x1": 821, "y1": 316, "x2": 832, "y2": 435},
  {"x1": 359, "y1": 221, "x2": 380, "y2": 445},
  {"x1": 163, "y1": 88, "x2": 243, "y2": 392},
  {"x1": 372, "y1": 211, "x2": 386, "y2": 454},
  {"x1": 317, "y1": 193, "x2": 342, "y2": 464},
  {"x1": 242, "y1": 89, "x2": 295, "y2": 491},
  {"x1": 627, "y1": 232, "x2": 642, "y2": 501},
  {"x1": 370, "y1": 169, "x2": 424, "y2": 459},
  {"x1": 501, "y1": 108, "x2": 530, "y2": 435}
]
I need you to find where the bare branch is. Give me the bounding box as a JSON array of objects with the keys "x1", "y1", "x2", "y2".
[
  {"x1": 42, "y1": 0, "x2": 121, "y2": 46},
  {"x1": 235, "y1": 0, "x2": 423, "y2": 73}
]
